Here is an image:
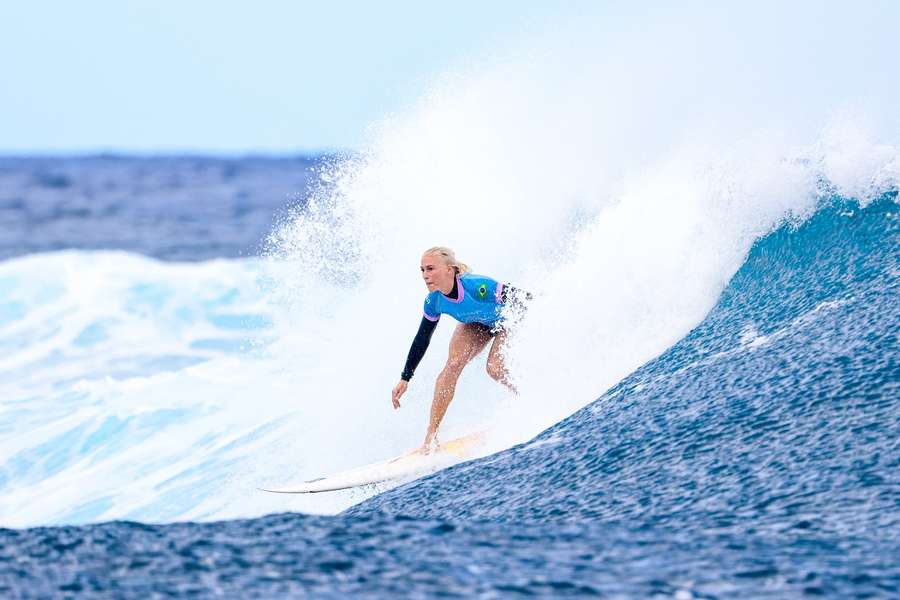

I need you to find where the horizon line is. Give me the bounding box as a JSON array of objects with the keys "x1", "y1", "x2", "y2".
[{"x1": 0, "y1": 147, "x2": 353, "y2": 159}]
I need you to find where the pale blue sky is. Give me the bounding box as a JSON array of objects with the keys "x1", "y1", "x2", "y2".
[
  {"x1": 2, "y1": 2, "x2": 897, "y2": 154},
  {"x1": 0, "y1": 1, "x2": 597, "y2": 154}
]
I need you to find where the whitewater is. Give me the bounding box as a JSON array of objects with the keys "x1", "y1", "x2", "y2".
[{"x1": 2, "y1": 3, "x2": 899, "y2": 597}]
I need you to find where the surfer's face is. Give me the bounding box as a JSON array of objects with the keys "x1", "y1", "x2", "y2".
[{"x1": 421, "y1": 254, "x2": 455, "y2": 294}]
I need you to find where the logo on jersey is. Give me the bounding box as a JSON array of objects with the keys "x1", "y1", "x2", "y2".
[{"x1": 478, "y1": 284, "x2": 487, "y2": 299}]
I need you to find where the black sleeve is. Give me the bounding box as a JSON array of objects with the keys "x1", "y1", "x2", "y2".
[{"x1": 401, "y1": 316, "x2": 439, "y2": 381}]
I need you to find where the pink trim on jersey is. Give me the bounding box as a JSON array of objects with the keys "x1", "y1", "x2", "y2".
[
  {"x1": 495, "y1": 282, "x2": 504, "y2": 303},
  {"x1": 444, "y1": 275, "x2": 465, "y2": 303},
  {"x1": 423, "y1": 311, "x2": 440, "y2": 322}
]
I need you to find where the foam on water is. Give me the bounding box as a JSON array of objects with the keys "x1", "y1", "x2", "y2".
[{"x1": 2, "y1": 3, "x2": 899, "y2": 527}]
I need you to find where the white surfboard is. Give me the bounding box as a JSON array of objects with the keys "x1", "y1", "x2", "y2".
[{"x1": 260, "y1": 431, "x2": 487, "y2": 494}]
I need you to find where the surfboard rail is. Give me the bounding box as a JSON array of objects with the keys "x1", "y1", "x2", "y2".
[{"x1": 260, "y1": 430, "x2": 486, "y2": 494}]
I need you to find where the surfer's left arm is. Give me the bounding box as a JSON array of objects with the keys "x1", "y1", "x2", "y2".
[{"x1": 392, "y1": 316, "x2": 439, "y2": 408}]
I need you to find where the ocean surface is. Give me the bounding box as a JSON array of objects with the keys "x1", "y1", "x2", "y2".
[
  {"x1": 0, "y1": 156, "x2": 316, "y2": 261},
  {"x1": 0, "y1": 152, "x2": 897, "y2": 597},
  {"x1": 2, "y1": 10, "x2": 900, "y2": 594}
]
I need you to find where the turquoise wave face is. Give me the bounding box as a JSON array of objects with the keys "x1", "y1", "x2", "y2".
[
  {"x1": 0, "y1": 252, "x2": 274, "y2": 387},
  {"x1": 0, "y1": 253, "x2": 288, "y2": 525},
  {"x1": 350, "y1": 194, "x2": 899, "y2": 594}
]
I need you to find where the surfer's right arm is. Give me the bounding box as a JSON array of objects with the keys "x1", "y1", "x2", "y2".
[{"x1": 391, "y1": 316, "x2": 439, "y2": 408}]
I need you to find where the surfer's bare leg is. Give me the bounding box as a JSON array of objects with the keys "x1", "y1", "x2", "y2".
[
  {"x1": 424, "y1": 323, "x2": 492, "y2": 449},
  {"x1": 486, "y1": 331, "x2": 517, "y2": 394}
]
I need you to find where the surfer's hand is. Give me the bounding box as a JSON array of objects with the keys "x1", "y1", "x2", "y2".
[{"x1": 392, "y1": 380, "x2": 408, "y2": 409}]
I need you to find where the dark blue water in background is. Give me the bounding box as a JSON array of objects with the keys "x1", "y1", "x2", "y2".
[
  {"x1": 0, "y1": 157, "x2": 897, "y2": 598},
  {"x1": 0, "y1": 156, "x2": 316, "y2": 260}
]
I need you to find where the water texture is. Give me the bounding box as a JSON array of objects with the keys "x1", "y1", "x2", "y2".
[
  {"x1": 2, "y1": 4, "x2": 899, "y2": 594},
  {"x1": 0, "y1": 156, "x2": 316, "y2": 261},
  {"x1": 1, "y1": 191, "x2": 897, "y2": 597}
]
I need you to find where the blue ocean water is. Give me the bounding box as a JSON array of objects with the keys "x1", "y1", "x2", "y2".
[
  {"x1": 0, "y1": 156, "x2": 316, "y2": 261},
  {"x1": 0, "y1": 153, "x2": 897, "y2": 597}
]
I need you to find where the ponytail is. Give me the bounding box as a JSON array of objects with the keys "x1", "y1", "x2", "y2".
[{"x1": 424, "y1": 246, "x2": 470, "y2": 274}]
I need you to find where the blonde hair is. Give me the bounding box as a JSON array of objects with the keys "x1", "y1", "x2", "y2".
[{"x1": 423, "y1": 246, "x2": 470, "y2": 275}]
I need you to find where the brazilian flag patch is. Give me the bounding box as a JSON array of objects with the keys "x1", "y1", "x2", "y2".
[{"x1": 478, "y1": 284, "x2": 487, "y2": 299}]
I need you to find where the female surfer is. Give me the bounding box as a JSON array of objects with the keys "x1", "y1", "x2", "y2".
[{"x1": 391, "y1": 247, "x2": 528, "y2": 452}]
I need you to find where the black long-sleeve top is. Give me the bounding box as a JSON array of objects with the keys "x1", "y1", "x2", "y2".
[{"x1": 400, "y1": 316, "x2": 439, "y2": 381}]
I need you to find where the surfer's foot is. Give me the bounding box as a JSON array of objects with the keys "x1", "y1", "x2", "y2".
[{"x1": 419, "y1": 436, "x2": 439, "y2": 455}]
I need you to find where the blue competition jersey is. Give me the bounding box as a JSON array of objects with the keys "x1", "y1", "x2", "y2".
[{"x1": 423, "y1": 273, "x2": 505, "y2": 327}]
